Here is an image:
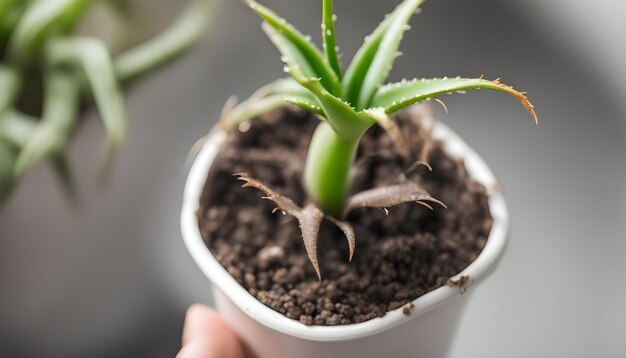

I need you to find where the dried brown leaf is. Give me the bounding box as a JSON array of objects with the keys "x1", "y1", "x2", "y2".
[
  {"x1": 235, "y1": 173, "x2": 355, "y2": 280},
  {"x1": 235, "y1": 173, "x2": 301, "y2": 213},
  {"x1": 298, "y1": 204, "x2": 325, "y2": 280},
  {"x1": 326, "y1": 216, "x2": 356, "y2": 262},
  {"x1": 344, "y1": 180, "x2": 447, "y2": 217}
]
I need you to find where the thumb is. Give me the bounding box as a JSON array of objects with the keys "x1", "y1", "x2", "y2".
[{"x1": 177, "y1": 304, "x2": 246, "y2": 358}]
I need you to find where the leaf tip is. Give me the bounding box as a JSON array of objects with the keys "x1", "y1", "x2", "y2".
[
  {"x1": 424, "y1": 197, "x2": 448, "y2": 209},
  {"x1": 242, "y1": 0, "x2": 257, "y2": 9},
  {"x1": 326, "y1": 215, "x2": 356, "y2": 264},
  {"x1": 491, "y1": 79, "x2": 538, "y2": 125}
]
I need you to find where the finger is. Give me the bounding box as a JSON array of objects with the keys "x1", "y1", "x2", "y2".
[{"x1": 177, "y1": 304, "x2": 246, "y2": 358}]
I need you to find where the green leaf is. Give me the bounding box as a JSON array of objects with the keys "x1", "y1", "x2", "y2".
[
  {"x1": 0, "y1": 0, "x2": 14, "y2": 15},
  {"x1": 0, "y1": 0, "x2": 28, "y2": 50},
  {"x1": 46, "y1": 36, "x2": 128, "y2": 149},
  {"x1": 371, "y1": 77, "x2": 538, "y2": 124},
  {"x1": 0, "y1": 0, "x2": 19, "y2": 21},
  {"x1": 322, "y1": 0, "x2": 341, "y2": 78},
  {"x1": 250, "y1": 77, "x2": 310, "y2": 99},
  {"x1": 357, "y1": 0, "x2": 424, "y2": 109},
  {"x1": 222, "y1": 95, "x2": 287, "y2": 131},
  {"x1": 259, "y1": 78, "x2": 323, "y2": 112},
  {"x1": 289, "y1": 64, "x2": 371, "y2": 140},
  {"x1": 7, "y1": 0, "x2": 88, "y2": 64},
  {"x1": 313, "y1": 91, "x2": 372, "y2": 141},
  {"x1": 220, "y1": 78, "x2": 318, "y2": 130},
  {"x1": 261, "y1": 22, "x2": 316, "y2": 82},
  {"x1": 343, "y1": 0, "x2": 424, "y2": 110},
  {"x1": 114, "y1": 0, "x2": 215, "y2": 82},
  {"x1": 342, "y1": 11, "x2": 392, "y2": 107},
  {"x1": 14, "y1": 68, "x2": 80, "y2": 177},
  {"x1": 245, "y1": 0, "x2": 341, "y2": 96},
  {"x1": 0, "y1": 109, "x2": 37, "y2": 147},
  {"x1": 285, "y1": 93, "x2": 324, "y2": 117},
  {"x1": 56, "y1": 0, "x2": 89, "y2": 31},
  {"x1": 0, "y1": 65, "x2": 20, "y2": 114}
]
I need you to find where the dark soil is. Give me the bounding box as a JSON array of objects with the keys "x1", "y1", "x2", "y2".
[{"x1": 197, "y1": 106, "x2": 492, "y2": 326}]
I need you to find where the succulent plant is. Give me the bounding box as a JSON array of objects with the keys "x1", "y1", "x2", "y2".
[
  {"x1": 217, "y1": 0, "x2": 537, "y2": 278},
  {"x1": 0, "y1": 0, "x2": 215, "y2": 203}
]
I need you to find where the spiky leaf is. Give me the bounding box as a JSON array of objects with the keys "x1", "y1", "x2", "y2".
[
  {"x1": 236, "y1": 173, "x2": 323, "y2": 278},
  {"x1": 256, "y1": 78, "x2": 323, "y2": 112},
  {"x1": 236, "y1": 173, "x2": 356, "y2": 280},
  {"x1": 245, "y1": 0, "x2": 341, "y2": 95},
  {"x1": 371, "y1": 77, "x2": 538, "y2": 124},
  {"x1": 285, "y1": 94, "x2": 324, "y2": 117},
  {"x1": 357, "y1": 0, "x2": 424, "y2": 109},
  {"x1": 342, "y1": 5, "x2": 393, "y2": 107},
  {"x1": 289, "y1": 64, "x2": 372, "y2": 140},
  {"x1": 343, "y1": 0, "x2": 424, "y2": 109},
  {"x1": 322, "y1": 0, "x2": 341, "y2": 78},
  {"x1": 325, "y1": 215, "x2": 355, "y2": 261},
  {"x1": 219, "y1": 78, "x2": 323, "y2": 130},
  {"x1": 344, "y1": 180, "x2": 446, "y2": 217}
]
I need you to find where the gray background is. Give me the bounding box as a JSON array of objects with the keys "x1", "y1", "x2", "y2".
[{"x1": 1, "y1": 0, "x2": 625, "y2": 357}]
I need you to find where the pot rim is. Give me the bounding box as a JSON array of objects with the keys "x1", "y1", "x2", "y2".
[{"x1": 181, "y1": 120, "x2": 509, "y2": 342}]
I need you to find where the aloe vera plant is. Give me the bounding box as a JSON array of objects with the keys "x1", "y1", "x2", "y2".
[
  {"x1": 0, "y1": 0, "x2": 215, "y2": 203},
  {"x1": 220, "y1": 0, "x2": 537, "y2": 278}
]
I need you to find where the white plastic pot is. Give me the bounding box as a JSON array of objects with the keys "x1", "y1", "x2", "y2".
[{"x1": 181, "y1": 120, "x2": 509, "y2": 358}]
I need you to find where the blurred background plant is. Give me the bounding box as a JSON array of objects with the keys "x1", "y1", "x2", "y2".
[{"x1": 0, "y1": 0, "x2": 215, "y2": 203}]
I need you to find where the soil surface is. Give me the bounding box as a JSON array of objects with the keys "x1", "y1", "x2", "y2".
[{"x1": 198, "y1": 106, "x2": 492, "y2": 326}]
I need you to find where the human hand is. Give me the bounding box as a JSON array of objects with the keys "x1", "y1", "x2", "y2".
[{"x1": 177, "y1": 304, "x2": 246, "y2": 358}]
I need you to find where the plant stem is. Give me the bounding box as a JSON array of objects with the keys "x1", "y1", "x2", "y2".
[{"x1": 303, "y1": 121, "x2": 360, "y2": 217}]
